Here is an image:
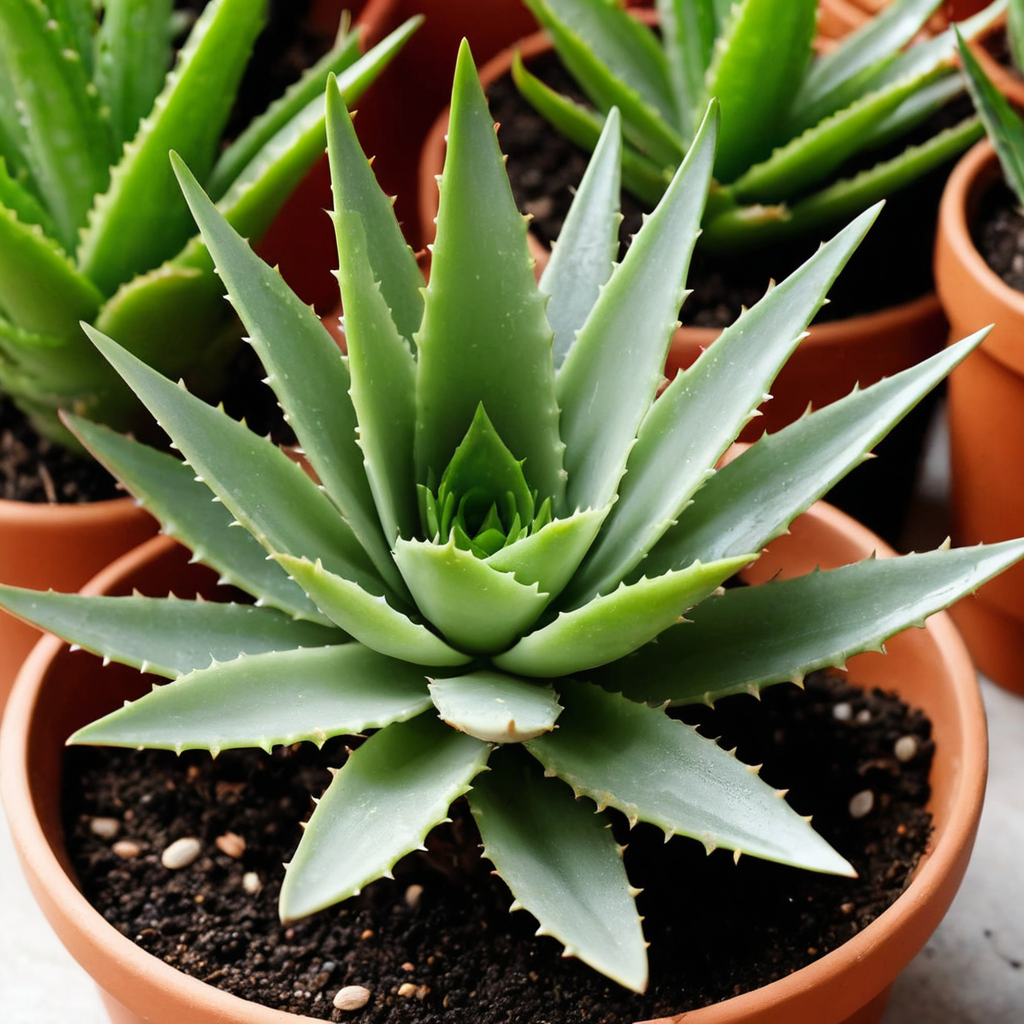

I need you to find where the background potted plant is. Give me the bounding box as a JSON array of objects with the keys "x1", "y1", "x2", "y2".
[
  {"x1": 0, "y1": 0, "x2": 419, "y2": 702},
  {"x1": 933, "y1": 30, "x2": 1024, "y2": 694},
  {"x1": 418, "y1": 0, "x2": 1003, "y2": 542},
  {"x1": 2, "y1": 48, "x2": 1022, "y2": 1023}
]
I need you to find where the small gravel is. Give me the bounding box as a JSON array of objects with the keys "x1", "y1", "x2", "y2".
[
  {"x1": 161, "y1": 836, "x2": 202, "y2": 870},
  {"x1": 333, "y1": 985, "x2": 371, "y2": 1011}
]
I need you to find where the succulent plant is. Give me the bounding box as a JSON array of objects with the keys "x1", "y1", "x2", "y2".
[
  {"x1": 515, "y1": 0, "x2": 1004, "y2": 252},
  {"x1": 0, "y1": 0, "x2": 419, "y2": 446},
  {"x1": 957, "y1": 20, "x2": 1024, "y2": 203},
  {"x1": 2, "y1": 43, "x2": 1023, "y2": 993}
]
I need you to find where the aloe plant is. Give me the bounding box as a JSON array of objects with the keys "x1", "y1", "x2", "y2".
[
  {"x1": 0, "y1": 0, "x2": 419, "y2": 446},
  {"x1": 514, "y1": 0, "x2": 1004, "y2": 251},
  {"x1": 2, "y1": 45, "x2": 1023, "y2": 994}
]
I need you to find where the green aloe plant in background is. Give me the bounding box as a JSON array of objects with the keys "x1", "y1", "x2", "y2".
[
  {"x1": 0, "y1": 0, "x2": 419, "y2": 445},
  {"x1": 515, "y1": 0, "x2": 1004, "y2": 251},
  {"x1": 1, "y1": 44, "x2": 1023, "y2": 992}
]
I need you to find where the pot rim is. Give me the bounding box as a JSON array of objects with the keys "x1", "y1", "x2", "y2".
[
  {"x1": 417, "y1": 24, "x2": 945, "y2": 351},
  {"x1": 0, "y1": 502, "x2": 987, "y2": 1024}
]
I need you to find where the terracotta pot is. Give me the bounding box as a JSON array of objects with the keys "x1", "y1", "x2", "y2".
[
  {"x1": 968, "y1": 16, "x2": 1024, "y2": 110},
  {"x1": 418, "y1": 27, "x2": 949, "y2": 544},
  {"x1": 0, "y1": 500, "x2": 987, "y2": 1024},
  {"x1": 934, "y1": 139, "x2": 1024, "y2": 695},
  {"x1": 816, "y1": 0, "x2": 983, "y2": 39},
  {"x1": 0, "y1": 497, "x2": 157, "y2": 716}
]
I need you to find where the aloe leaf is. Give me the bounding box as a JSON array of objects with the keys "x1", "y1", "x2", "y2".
[
  {"x1": 729, "y1": 73, "x2": 933, "y2": 206},
  {"x1": 332, "y1": 209, "x2": 418, "y2": 544},
  {"x1": 566, "y1": 207, "x2": 878, "y2": 606},
  {"x1": 539, "y1": 108, "x2": 622, "y2": 369},
  {"x1": 172, "y1": 158, "x2": 406, "y2": 597},
  {"x1": 0, "y1": 0, "x2": 113, "y2": 250},
  {"x1": 77, "y1": 0, "x2": 265, "y2": 295},
  {"x1": 0, "y1": 70, "x2": 34, "y2": 191},
  {"x1": 494, "y1": 553, "x2": 752, "y2": 678},
  {"x1": 45, "y1": 0, "x2": 95, "y2": 75},
  {"x1": 1011, "y1": 0, "x2": 1024, "y2": 72},
  {"x1": 557, "y1": 103, "x2": 716, "y2": 514},
  {"x1": 469, "y1": 748, "x2": 648, "y2": 994},
  {"x1": 275, "y1": 555, "x2": 472, "y2": 668},
  {"x1": 206, "y1": 23, "x2": 362, "y2": 199},
  {"x1": 656, "y1": 0, "x2": 718, "y2": 138},
  {"x1": 600, "y1": 540, "x2": 1024, "y2": 707},
  {"x1": 486, "y1": 507, "x2": 609, "y2": 598},
  {"x1": 82, "y1": 325, "x2": 390, "y2": 601},
  {"x1": 280, "y1": 714, "x2": 490, "y2": 922},
  {"x1": 0, "y1": 586, "x2": 344, "y2": 679},
  {"x1": 69, "y1": 644, "x2": 434, "y2": 754},
  {"x1": 0, "y1": 202, "x2": 103, "y2": 339},
  {"x1": 94, "y1": 0, "x2": 175, "y2": 149},
  {"x1": 703, "y1": 0, "x2": 817, "y2": 183},
  {"x1": 429, "y1": 672, "x2": 562, "y2": 743},
  {"x1": 700, "y1": 115, "x2": 983, "y2": 251},
  {"x1": 510, "y1": 54, "x2": 670, "y2": 208},
  {"x1": 415, "y1": 41, "x2": 565, "y2": 510},
  {"x1": 527, "y1": 680, "x2": 853, "y2": 874},
  {"x1": 640, "y1": 333, "x2": 984, "y2": 581},
  {"x1": 0, "y1": 157, "x2": 58, "y2": 237},
  {"x1": 325, "y1": 72, "x2": 424, "y2": 349},
  {"x1": 858, "y1": 74, "x2": 964, "y2": 152},
  {"x1": 523, "y1": 0, "x2": 683, "y2": 166},
  {"x1": 790, "y1": 0, "x2": 942, "y2": 129},
  {"x1": 956, "y1": 30, "x2": 1024, "y2": 204},
  {"x1": 65, "y1": 414, "x2": 328, "y2": 623},
  {"x1": 393, "y1": 536, "x2": 550, "y2": 655}
]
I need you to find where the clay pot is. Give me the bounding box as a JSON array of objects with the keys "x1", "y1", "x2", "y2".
[
  {"x1": 0, "y1": 497, "x2": 157, "y2": 715},
  {"x1": 418, "y1": 27, "x2": 949, "y2": 544},
  {"x1": 967, "y1": 15, "x2": 1024, "y2": 110},
  {"x1": 0, "y1": 501, "x2": 986, "y2": 1023},
  {"x1": 816, "y1": 0, "x2": 985, "y2": 40},
  {"x1": 934, "y1": 139, "x2": 1024, "y2": 695}
]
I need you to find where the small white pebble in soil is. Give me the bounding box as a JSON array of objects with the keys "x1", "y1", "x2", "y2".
[
  {"x1": 404, "y1": 883, "x2": 424, "y2": 908},
  {"x1": 397, "y1": 983, "x2": 428, "y2": 1000},
  {"x1": 89, "y1": 816, "x2": 120, "y2": 839},
  {"x1": 333, "y1": 985, "x2": 371, "y2": 1011},
  {"x1": 161, "y1": 836, "x2": 202, "y2": 870},
  {"x1": 400, "y1": 962, "x2": 415, "y2": 972},
  {"x1": 894, "y1": 735, "x2": 918, "y2": 763},
  {"x1": 832, "y1": 702, "x2": 853, "y2": 722},
  {"x1": 111, "y1": 840, "x2": 140, "y2": 860},
  {"x1": 242, "y1": 871, "x2": 262, "y2": 895},
  {"x1": 855, "y1": 708, "x2": 872, "y2": 724},
  {"x1": 215, "y1": 831, "x2": 246, "y2": 858},
  {"x1": 848, "y1": 789, "x2": 875, "y2": 819}
]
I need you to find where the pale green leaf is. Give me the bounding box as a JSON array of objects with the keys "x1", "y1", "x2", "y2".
[
  {"x1": 494, "y1": 554, "x2": 752, "y2": 678},
  {"x1": 557, "y1": 103, "x2": 716, "y2": 513},
  {"x1": 656, "y1": 0, "x2": 718, "y2": 138},
  {"x1": 429, "y1": 672, "x2": 562, "y2": 743},
  {"x1": 393, "y1": 536, "x2": 550, "y2": 655},
  {"x1": 601, "y1": 541, "x2": 1024, "y2": 707},
  {"x1": 275, "y1": 555, "x2": 472, "y2": 668},
  {"x1": 0, "y1": 587, "x2": 343, "y2": 679},
  {"x1": 528, "y1": 680, "x2": 853, "y2": 874},
  {"x1": 415, "y1": 41, "x2": 565, "y2": 510},
  {"x1": 280, "y1": 714, "x2": 489, "y2": 921},
  {"x1": 469, "y1": 748, "x2": 648, "y2": 994},
  {"x1": 69, "y1": 644, "x2": 434, "y2": 754}
]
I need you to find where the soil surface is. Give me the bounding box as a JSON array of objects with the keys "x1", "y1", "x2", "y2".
[
  {"x1": 64, "y1": 671, "x2": 934, "y2": 1022},
  {"x1": 490, "y1": 52, "x2": 968, "y2": 327},
  {"x1": 972, "y1": 180, "x2": 1024, "y2": 292}
]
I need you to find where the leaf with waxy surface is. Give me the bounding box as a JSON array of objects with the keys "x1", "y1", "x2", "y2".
[
  {"x1": 0, "y1": 587, "x2": 343, "y2": 679},
  {"x1": 415, "y1": 40, "x2": 565, "y2": 510},
  {"x1": 429, "y1": 672, "x2": 562, "y2": 743},
  {"x1": 495, "y1": 554, "x2": 753, "y2": 678},
  {"x1": 275, "y1": 555, "x2": 472, "y2": 668},
  {"x1": 599, "y1": 540, "x2": 1024, "y2": 707},
  {"x1": 528, "y1": 679, "x2": 854, "y2": 874},
  {"x1": 280, "y1": 714, "x2": 489, "y2": 922},
  {"x1": 470, "y1": 748, "x2": 649, "y2": 994},
  {"x1": 557, "y1": 101, "x2": 716, "y2": 514},
  {"x1": 564, "y1": 205, "x2": 879, "y2": 606},
  {"x1": 70, "y1": 645, "x2": 434, "y2": 754}
]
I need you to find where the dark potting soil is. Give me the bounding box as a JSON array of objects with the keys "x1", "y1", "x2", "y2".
[
  {"x1": 63, "y1": 671, "x2": 934, "y2": 1023},
  {"x1": 490, "y1": 52, "x2": 965, "y2": 328},
  {"x1": 972, "y1": 179, "x2": 1024, "y2": 292}
]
